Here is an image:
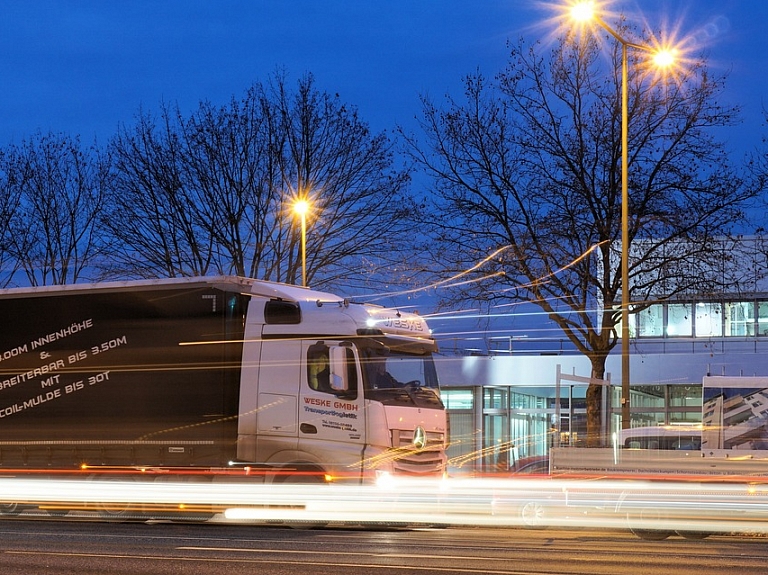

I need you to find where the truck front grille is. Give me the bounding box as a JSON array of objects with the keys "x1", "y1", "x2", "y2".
[{"x1": 390, "y1": 429, "x2": 446, "y2": 476}]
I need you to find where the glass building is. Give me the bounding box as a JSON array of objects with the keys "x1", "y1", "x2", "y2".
[{"x1": 435, "y1": 294, "x2": 768, "y2": 475}]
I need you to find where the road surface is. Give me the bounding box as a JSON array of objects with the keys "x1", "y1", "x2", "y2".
[{"x1": 0, "y1": 519, "x2": 765, "y2": 574}]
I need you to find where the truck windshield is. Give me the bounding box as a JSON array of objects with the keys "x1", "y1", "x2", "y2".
[{"x1": 360, "y1": 344, "x2": 443, "y2": 409}]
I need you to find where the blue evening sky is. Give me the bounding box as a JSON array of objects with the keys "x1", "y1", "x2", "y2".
[{"x1": 0, "y1": 0, "x2": 765, "y2": 158}]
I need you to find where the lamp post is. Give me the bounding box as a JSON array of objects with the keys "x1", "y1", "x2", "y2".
[
  {"x1": 569, "y1": 2, "x2": 675, "y2": 430},
  {"x1": 293, "y1": 199, "x2": 310, "y2": 287}
]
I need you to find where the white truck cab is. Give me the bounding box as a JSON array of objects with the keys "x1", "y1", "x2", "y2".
[{"x1": 234, "y1": 281, "x2": 448, "y2": 482}]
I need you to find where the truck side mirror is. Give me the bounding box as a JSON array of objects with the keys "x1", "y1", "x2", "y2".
[{"x1": 328, "y1": 346, "x2": 349, "y2": 392}]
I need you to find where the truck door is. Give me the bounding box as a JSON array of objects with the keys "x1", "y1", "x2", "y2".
[
  {"x1": 254, "y1": 338, "x2": 300, "y2": 460},
  {"x1": 299, "y1": 340, "x2": 366, "y2": 481}
]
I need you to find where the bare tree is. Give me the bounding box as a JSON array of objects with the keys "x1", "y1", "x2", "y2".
[
  {"x1": 104, "y1": 72, "x2": 412, "y2": 292},
  {"x1": 401, "y1": 29, "x2": 761, "y2": 445},
  {"x1": 105, "y1": 108, "x2": 217, "y2": 278},
  {"x1": 3, "y1": 132, "x2": 109, "y2": 286},
  {"x1": 0, "y1": 149, "x2": 23, "y2": 286}
]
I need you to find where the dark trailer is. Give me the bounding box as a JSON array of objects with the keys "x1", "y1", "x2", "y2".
[{"x1": 0, "y1": 277, "x2": 250, "y2": 469}]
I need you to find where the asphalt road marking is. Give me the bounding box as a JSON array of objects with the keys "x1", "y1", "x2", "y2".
[
  {"x1": 4, "y1": 550, "x2": 533, "y2": 574},
  {"x1": 178, "y1": 545, "x2": 512, "y2": 562}
]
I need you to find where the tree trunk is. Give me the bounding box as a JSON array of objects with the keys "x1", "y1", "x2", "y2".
[{"x1": 585, "y1": 356, "x2": 609, "y2": 447}]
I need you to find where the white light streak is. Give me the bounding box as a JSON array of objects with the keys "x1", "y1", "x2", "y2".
[{"x1": 2, "y1": 474, "x2": 768, "y2": 537}]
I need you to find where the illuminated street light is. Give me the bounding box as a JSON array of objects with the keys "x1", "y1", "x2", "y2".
[
  {"x1": 293, "y1": 198, "x2": 310, "y2": 287},
  {"x1": 567, "y1": 1, "x2": 675, "y2": 430},
  {"x1": 569, "y1": 0, "x2": 594, "y2": 22},
  {"x1": 653, "y1": 49, "x2": 676, "y2": 69}
]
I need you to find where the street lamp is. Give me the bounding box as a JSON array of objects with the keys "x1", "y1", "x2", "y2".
[
  {"x1": 568, "y1": 1, "x2": 675, "y2": 430},
  {"x1": 293, "y1": 198, "x2": 310, "y2": 287}
]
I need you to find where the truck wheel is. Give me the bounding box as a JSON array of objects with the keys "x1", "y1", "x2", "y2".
[
  {"x1": 520, "y1": 500, "x2": 547, "y2": 528},
  {"x1": 675, "y1": 530, "x2": 710, "y2": 540},
  {"x1": 629, "y1": 527, "x2": 674, "y2": 540},
  {"x1": 86, "y1": 475, "x2": 138, "y2": 521},
  {"x1": 274, "y1": 467, "x2": 329, "y2": 529},
  {"x1": 97, "y1": 502, "x2": 136, "y2": 520},
  {"x1": 626, "y1": 508, "x2": 673, "y2": 540},
  {"x1": 0, "y1": 502, "x2": 22, "y2": 516}
]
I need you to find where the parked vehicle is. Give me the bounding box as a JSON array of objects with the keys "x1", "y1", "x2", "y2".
[{"x1": 619, "y1": 425, "x2": 702, "y2": 450}]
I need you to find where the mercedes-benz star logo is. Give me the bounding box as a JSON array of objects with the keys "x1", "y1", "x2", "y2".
[{"x1": 412, "y1": 426, "x2": 427, "y2": 450}]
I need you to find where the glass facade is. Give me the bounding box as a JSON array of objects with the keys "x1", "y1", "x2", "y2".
[
  {"x1": 441, "y1": 382, "x2": 704, "y2": 475},
  {"x1": 636, "y1": 299, "x2": 768, "y2": 338},
  {"x1": 440, "y1": 292, "x2": 768, "y2": 475}
]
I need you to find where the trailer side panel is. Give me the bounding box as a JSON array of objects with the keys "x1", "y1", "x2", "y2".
[{"x1": 0, "y1": 285, "x2": 248, "y2": 468}]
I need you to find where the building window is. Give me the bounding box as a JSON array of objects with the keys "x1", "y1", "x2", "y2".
[
  {"x1": 695, "y1": 302, "x2": 722, "y2": 337},
  {"x1": 725, "y1": 301, "x2": 754, "y2": 336},
  {"x1": 669, "y1": 385, "x2": 702, "y2": 408},
  {"x1": 634, "y1": 300, "x2": 768, "y2": 338},
  {"x1": 637, "y1": 304, "x2": 664, "y2": 337},
  {"x1": 446, "y1": 411, "x2": 475, "y2": 471},
  {"x1": 667, "y1": 303, "x2": 692, "y2": 336},
  {"x1": 758, "y1": 302, "x2": 768, "y2": 336},
  {"x1": 484, "y1": 387, "x2": 508, "y2": 409},
  {"x1": 441, "y1": 388, "x2": 473, "y2": 410}
]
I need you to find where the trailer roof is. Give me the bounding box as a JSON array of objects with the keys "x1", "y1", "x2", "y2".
[
  {"x1": 0, "y1": 275, "x2": 343, "y2": 304},
  {"x1": 1, "y1": 275, "x2": 437, "y2": 351}
]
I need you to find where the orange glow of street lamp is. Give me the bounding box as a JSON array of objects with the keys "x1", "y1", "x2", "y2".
[
  {"x1": 567, "y1": 1, "x2": 677, "y2": 71},
  {"x1": 293, "y1": 199, "x2": 310, "y2": 218},
  {"x1": 652, "y1": 48, "x2": 676, "y2": 69},
  {"x1": 569, "y1": 0, "x2": 595, "y2": 23}
]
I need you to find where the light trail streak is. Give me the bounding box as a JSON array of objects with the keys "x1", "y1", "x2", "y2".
[
  {"x1": 3, "y1": 473, "x2": 768, "y2": 537},
  {"x1": 358, "y1": 242, "x2": 609, "y2": 305},
  {"x1": 359, "y1": 245, "x2": 514, "y2": 302}
]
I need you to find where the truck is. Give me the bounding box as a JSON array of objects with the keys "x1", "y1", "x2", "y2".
[{"x1": 0, "y1": 276, "x2": 447, "y2": 516}]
